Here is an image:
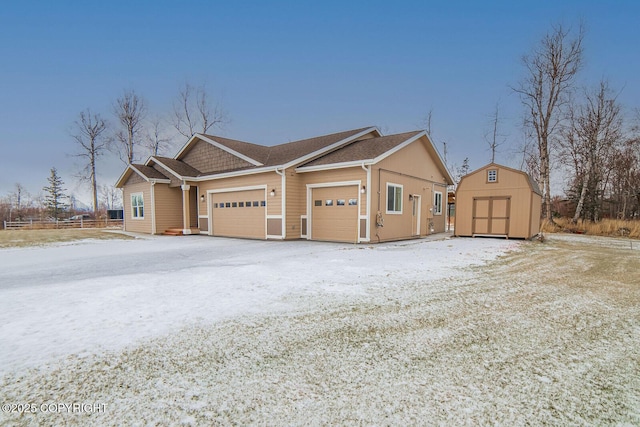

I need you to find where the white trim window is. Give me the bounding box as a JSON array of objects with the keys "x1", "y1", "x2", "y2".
[
  {"x1": 131, "y1": 193, "x2": 144, "y2": 219},
  {"x1": 488, "y1": 169, "x2": 498, "y2": 183},
  {"x1": 434, "y1": 191, "x2": 443, "y2": 215},
  {"x1": 386, "y1": 183, "x2": 403, "y2": 214}
]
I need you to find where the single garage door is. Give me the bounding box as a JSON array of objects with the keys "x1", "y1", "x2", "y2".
[
  {"x1": 472, "y1": 196, "x2": 510, "y2": 236},
  {"x1": 211, "y1": 189, "x2": 266, "y2": 239},
  {"x1": 311, "y1": 186, "x2": 359, "y2": 242}
]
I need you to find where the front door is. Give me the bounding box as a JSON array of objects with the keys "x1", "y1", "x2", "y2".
[{"x1": 412, "y1": 195, "x2": 421, "y2": 236}]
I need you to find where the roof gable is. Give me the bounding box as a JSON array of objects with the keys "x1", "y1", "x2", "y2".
[
  {"x1": 115, "y1": 164, "x2": 171, "y2": 188},
  {"x1": 460, "y1": 163, "x2": 542, "y2": 195}
]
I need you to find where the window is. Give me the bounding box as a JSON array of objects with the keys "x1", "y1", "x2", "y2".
[
  {"x1": 337, "y1": 199, "x2": 345, "y2": 206},
  {"x1": 239, "y1": 202, "x2": 244, "y2": 207},
  {"x1": 246, "y1": 201, "x2": 251, "y2": 207},
  {"x1": 386, "y1": 183, "x2": 403, "y2": 214},
  {"x1": 260, "y1": 200, "x2": 266, "y2": 207},
  {"x1": 325, "y1": 199, "x2": 333, "y2": 206},
  {"x1": 434, "y1": 191, "x2": 443, "y2": 215},
  {"x1": 314, "y1": 200, "x2": 322, "y2": 207},
  {"x1": 232, "y1": 202, "x2": 238, "y2": 208},
  {"x1": 348, "y1": 199, "x2": 358, "y2": 206},
  {"x1": 225, "y1": 202, "x2": 231, "y2": 208},
  {"x1": 488, "y1": 169, "x2": 498, "y2": 183},
  {"x1": 131, "y1": 193, "x2": 144, "y2": 218},
  {"x1": 253, "y1": 201, "x2": 259, "y2": 207}
]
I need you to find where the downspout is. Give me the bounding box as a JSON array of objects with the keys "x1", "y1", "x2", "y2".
[
  {"x1": 275, "y1": 167, "x2": 285, "y2": 239},
  {"x1": 150, "y1": 181, "x2": 156, "y2": 235}
]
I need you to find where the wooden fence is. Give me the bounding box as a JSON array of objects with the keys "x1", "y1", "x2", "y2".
[{"x1": 3, "y1": 219, "x2": 123, "y2": 230}]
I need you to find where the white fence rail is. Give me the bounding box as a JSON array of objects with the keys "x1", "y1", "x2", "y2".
[{"x1": 3, "y1": 219, "x2": 123, "y2": 230}]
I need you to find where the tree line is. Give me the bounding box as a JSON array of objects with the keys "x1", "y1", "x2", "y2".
[
  {"x1": 0, "y1": 82, "x2": 228, "y2": 223},
  {"x1": 514, "y1": 24, "x2": 640, "y2": 222}
]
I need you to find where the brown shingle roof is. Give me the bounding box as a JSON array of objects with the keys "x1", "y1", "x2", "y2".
[
  {"x1": 299, "y1": 131, "x2": 423, "y2": 167},
  {"x1": 131, "y1": 164, "x2": 171, "y2": 180},
  {"x1": 198, "y1": 135, "x2": 271, "y2": 164},
  {"x1": 201, "y1": 126, "x2": 375, "y2": 168},
  {"x1": 153, "y1": 156, "x2": 201, "y2": 177}
]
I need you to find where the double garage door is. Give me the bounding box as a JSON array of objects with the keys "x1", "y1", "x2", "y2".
[
  {"x1": 472, "y1": 196, "x2": 510, "y2": 236},
  {"x1": 311, "y1": 186, "x2": 359, "y2": 243},
  {"x1": 211, "y1": 189, "x2": 266, "y2": 239}
]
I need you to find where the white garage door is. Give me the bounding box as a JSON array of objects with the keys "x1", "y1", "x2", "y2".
[
  {"x1": 211, "y1": 189, "x2": 266, "y2": 239},
  {"x1": 311, "y1": 186, "x2": 359, "y2": 243}
]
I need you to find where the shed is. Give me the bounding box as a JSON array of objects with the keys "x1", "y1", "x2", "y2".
[{"x1": 455, "y1": 163, "x2": 542, "y2": 239}]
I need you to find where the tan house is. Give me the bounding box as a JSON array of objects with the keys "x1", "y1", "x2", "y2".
[
  {"x1": 115, "y1": 126, "x2": 454, "y2": 243},
  {"x1": 454, "y1": 163, "x2": 542, "y2": 239}
]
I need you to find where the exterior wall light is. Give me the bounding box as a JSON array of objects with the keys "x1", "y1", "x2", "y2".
[
  {"x1": 360, "y1": 185, "x2": 366, "y2": 194},
  {"x1": 408, "y1": 194, "x2": 414, "y2": 201},
  {"x1": 200, "y1": 195, "x2": 205, "y2": 202},
  {"x1": 270, "y1": 189, "x2": 276, "y2": 196}
]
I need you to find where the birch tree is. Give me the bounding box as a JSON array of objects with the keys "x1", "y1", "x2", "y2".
[
  {"x1": 71, "y1": 109, "x2": 108, "y2": 213},
  {"x1": 514, "y1": 23, "x2": 584, "y2": 220},
  {"x1": 173, "y1": 82, "x2": 228, "y2": 138},
  {"x1": 562, "y1": 81, "x2": 622, "y2": 222},
  {"x1": 113, "y1": 89, "x2": 146, "y2": 164}
]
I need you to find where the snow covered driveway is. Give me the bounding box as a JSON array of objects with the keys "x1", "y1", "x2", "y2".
[
  {"x1": 0, "y1": 233, "x2": 514, "y2": 374},
  {"x1": 1, "y1": 233, "x2": 638, "y2": 425}
]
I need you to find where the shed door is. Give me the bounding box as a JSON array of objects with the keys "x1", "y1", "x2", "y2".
[
  {"x1": 211, "y1": 189, "x2": 266, "y2": 239},
  {"x1": 311, "y1": 186, "x2": 358, "y2": 242},
  {"x1": 473, "y1": 197, "x2": 510, "y2": 236}
]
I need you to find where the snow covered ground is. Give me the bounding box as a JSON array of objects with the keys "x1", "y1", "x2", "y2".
[
  {"x1": 0, "y1": 233, "x2": 516, "y2": 374},
  {"x1": 1, "y1": 233, "x2": 638, "y2": 425}
]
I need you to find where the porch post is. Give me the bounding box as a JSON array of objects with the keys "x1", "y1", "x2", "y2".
[{"x1": 181, "y1": 184, "x2": 192, "y2": 235}]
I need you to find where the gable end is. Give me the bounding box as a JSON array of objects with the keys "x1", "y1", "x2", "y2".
[{"x1": 181, "y1": 139, "x2": 253, "y2": 174}]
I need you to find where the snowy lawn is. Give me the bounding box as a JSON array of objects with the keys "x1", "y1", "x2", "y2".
[{"x1": 0, "y1": 233, "x2": 638, "y2": 425}]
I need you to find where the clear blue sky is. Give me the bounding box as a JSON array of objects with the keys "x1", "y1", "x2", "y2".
[{"x1": 1, "y1": 1, "x2": 639, "y2": 204}]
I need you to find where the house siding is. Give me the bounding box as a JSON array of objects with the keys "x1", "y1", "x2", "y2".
[
  {"x1": 122, "y1": 175, "x2": 153, "y2": 234},
  {"x1": 154, "y1": 184, "x2": 183, "y2": 233},
  {"x1": 371, "y1": 137, "x2": 449, "y2": 242}
]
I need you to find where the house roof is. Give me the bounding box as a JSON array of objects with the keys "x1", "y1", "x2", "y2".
[
  {"x1": 116, "y1": 126, "x2": 454, "y2": 186},
  {"x1": 299, "y1": 131, "x2": 423, "y2": 167},
  {"x1": 151, "y1": 156, "x2": 201, "y2": 177},
  {"x1": 114, "y1": 164, "x2": 172, "y2": 187}
]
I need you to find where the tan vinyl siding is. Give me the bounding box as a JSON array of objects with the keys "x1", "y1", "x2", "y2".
[
  {"x1": 153, "y1": 185, "x2": 183, "y2": 233},
  {"x1": 371, "y1": 138, "x2": 449, "y2": 242},
  {"x1": 122, "y1": 177, "x2": 152, "y2": 234}
]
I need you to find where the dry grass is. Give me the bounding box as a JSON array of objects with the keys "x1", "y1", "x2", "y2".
[
  {"x1": 542, "y1": 217, "x2": 640, "y2": 239},
  {"x1": 0, "y1": 229, "x2": 134, "y2": 248}
]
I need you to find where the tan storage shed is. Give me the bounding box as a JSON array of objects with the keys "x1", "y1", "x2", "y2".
[{"x1": 455, "y1": 163, "x2": 542, "y2": 239}]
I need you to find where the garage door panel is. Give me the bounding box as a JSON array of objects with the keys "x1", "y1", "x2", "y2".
[
  {"x1": 212, "y1": 189, "x2": 265, "y2": 239},
  {"x1": 311, "y1": 186, "x2": 358, "y2": 243}
]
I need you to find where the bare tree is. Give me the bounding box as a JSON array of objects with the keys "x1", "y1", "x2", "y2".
[
  {"x1": 513, "y1": 23, "x2": 584, "y2": 220},
  {"x1": 173, "y1": 82, "x2": 228, "y2": 138},
  {"x1": 485, "y1": 102, "x2": 506, "y2": 163},
  {"x1": 561, "y1": 81, "x2": 622, "y2": 222},
  {"x1": 145, "y1": 115, "x2": 173, "y2": 157},
  {"x1": 113, "y1": 89, "x2": 146, "y2": 164},
  {"x1": 100, "y1": 184, "x2": 122, "y2": 210},
  {"x1": 71, "y1": 109, "x2": 108, "y2": 213}
]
